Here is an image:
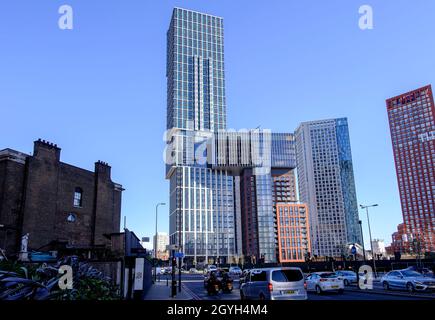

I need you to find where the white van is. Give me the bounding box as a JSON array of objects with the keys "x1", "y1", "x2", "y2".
[{"x1": 240, "y1": 267, "x2": 307, "y2": 300}]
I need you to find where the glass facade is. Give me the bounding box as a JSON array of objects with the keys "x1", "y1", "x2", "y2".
[
  {"x1": 167, "y1": 8, "x2": 226, "y2": 131},
  {"x1": 167, "y1": 8, "x2": 236, "y2": 264},
  {"x1": 169, "y1": 167, "x2": 235, "y2": 263},
  {"x1": 295, "y1": 118, "x2": 362, "y2": 257},
  {"x1": 254, "y1": 173, "x2": 275, "y2": 263},
  {"x1": 272, "y1": 133, "x2": 296, "y2": 168},
  {"x1": 166, "y1": 8, "x2": 303, "y2": 265},
  {"x1": 336, "y1": 118, "x2": 361, "y2": 246}
]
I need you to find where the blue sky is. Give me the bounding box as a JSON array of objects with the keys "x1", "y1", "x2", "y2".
[{"x1": 1, "y1": 0, "x2": 434, "y2": 249}]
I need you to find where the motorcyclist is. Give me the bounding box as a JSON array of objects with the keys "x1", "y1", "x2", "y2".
[
  {"x1": 221, "y1": 271, "x2": 233, "y2": 292},
  {"x1": 206, "y1": 271, "x2": 219, "y2": 294}
]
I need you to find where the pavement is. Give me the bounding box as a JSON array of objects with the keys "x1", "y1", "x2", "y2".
[{"x1": 143, "y1": 279, "x2": 194, "y2": 300}]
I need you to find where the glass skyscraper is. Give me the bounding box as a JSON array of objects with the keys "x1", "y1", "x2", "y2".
[
  {"x1": 295, "y1": 118, "x2": 362, "y2": 258},
  {"x1": 167, "y1": 7, "x2": 226, "y2": 131},
  {"x1": 167, "y1": 8, "x2": 235, "y2": 265},
  {"x1": 166, "y1": 8, "x2": 309, "y2": 265}
]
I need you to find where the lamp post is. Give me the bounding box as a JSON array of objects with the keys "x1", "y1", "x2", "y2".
[
  {"x1": 358, "y1": 220, "x2": 366, "y2": 262},
  {"x1": 360, "y1": 204, "x2": 378, "y2": 278},
  {"x1": 154, "y1": 202, "x2": 166, "y2": 282}
]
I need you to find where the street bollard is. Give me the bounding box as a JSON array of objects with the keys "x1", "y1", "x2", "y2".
[{"x1": 171, "y1": 280, "x2": 177, "y2": 297}]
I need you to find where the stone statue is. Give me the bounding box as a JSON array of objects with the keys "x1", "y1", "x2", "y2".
[
  {"x1": 19, "y1": 233, "x2": 29, "y2": 261},
  {"x1": 21, "y1": 233, "x2": 29, "y2": 252}
]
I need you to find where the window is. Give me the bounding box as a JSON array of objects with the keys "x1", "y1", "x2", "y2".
[
  {"x1": 73, "y1": 187, "x2": 83, "y2": 207},
  {"x1": 272, "y1": 269, "x2": 303, "y2": 282},
  {"x1": 250, "y1": 271, "x2": 267, "y2": 282}
]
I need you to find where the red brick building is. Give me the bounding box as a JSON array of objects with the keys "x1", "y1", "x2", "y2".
[
  {"x1": 276, "y1": 203, "x2": 311, "y2": 262},
  {"x1": 390, "y1": 223, "x2": 409, "y2": 254},
  {"x1": 386, "y1": 85, "x2": 435, "y2": 253},
  {"x1": 0, "y1": 139, "x2": 123, "y2": 258}
]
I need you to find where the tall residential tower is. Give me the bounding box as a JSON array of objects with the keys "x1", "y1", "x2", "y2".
[
  {"x1": 165, "y1": 8, "x2": 310, "y2": 265},
  {"x1": 295, "y1": 118, "x2": 362, "y2": 258},
  {"x1": 387, "y1": 85, "x2": 435, "y2": 253},
  {"x1": 166, "y1": 8, "x2": 236, "y2": 265}
]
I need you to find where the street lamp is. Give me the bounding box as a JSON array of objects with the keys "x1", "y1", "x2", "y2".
[
  {"x1": 154, "y1": 202, "x2": 166, "y2": 282},
  {"x1": 358, "y1": 220, "x2": 366, "y2": 262},
  {"x1": 360, "y1": 204, "x2": 378, "y2": 278}
]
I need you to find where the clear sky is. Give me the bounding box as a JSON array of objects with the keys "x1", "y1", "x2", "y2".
[{"x1": 1, "y1": 0, "x2": 434, "y2": 250}]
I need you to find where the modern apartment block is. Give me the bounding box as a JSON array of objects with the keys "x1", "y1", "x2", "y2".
[
  {"x1": 390, "y1": 223, "x2": 410, "y2": 254},
  {"x1": 166, "y1": 8, "x2": 226, "y2": 132},
  {"x1": 154, "y1": 232, "x2": 170, "y2": 261},
  {"x1": 295, "y1": 118, "x2": 362, "y2": 258},
  {"x1": 166, "y1": 8, "x2": 236, "y2": 265},
  {"x1": 386, "y1": 85, "x2": 435, "y2": 253},
  {"x1": 276, "y1": 203, "x2": 311, "y2": 262},
  {"x1": 165, "y1": 8, "x2": 310, "y2": 265}
]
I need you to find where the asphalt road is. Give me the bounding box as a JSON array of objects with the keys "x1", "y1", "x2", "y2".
[{"x1": 158, "y1": 274, "x2": 435, "y2": 301}]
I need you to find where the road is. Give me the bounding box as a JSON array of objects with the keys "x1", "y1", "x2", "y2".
[{"x1": 157, "y1": 274, "x2": 435, "y2": 301}]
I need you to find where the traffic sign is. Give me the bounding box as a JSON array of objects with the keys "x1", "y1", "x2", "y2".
[
  {"x1": 174, "y1": 252, "x2": 184, "y2": 258},
  {"x1": 351, "y1": 246, "x2": 357, "y2": 255}
]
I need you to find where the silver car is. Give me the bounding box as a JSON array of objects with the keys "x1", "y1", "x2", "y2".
[
  {"x1": 229, "y1": 266, "x2": 243, "y2": 277},
  {"x1": 381, "y1": 269, "x2": 435, "y2": 292},
  {"x1": 240, "y1": 267, "x2": 307, "y2": 300},
  {"x1": 335, "y1": 270, "x2": 358, "y2": 286},
  {"x1": 306, "y1": 272, "x2": 345, "y2": 294}
]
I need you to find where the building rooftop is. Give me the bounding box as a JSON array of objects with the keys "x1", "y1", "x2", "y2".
[{"x1": 173, "y1": 7, "x2": 224, "y2": 19}]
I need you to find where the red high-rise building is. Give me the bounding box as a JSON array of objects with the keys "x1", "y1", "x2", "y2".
[{"x1": 386, "y1": 85, "x2": 435, "y2": 253}]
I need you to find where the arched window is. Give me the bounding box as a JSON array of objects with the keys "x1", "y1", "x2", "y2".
[{"x1": 73, "y1": 187, "x2": 83, "y2": 207}]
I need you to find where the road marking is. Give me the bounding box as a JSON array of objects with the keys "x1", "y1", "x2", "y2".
[{"x1": 181, "y1": 283, "x2": 201, "y2": 300}]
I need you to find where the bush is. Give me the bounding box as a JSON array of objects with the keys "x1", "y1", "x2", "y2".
[{"x1": 0, "y1": 256, "x2": 120, "y2": 300}]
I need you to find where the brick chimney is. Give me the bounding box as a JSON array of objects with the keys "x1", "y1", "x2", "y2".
[
  {"x1": 33, "y1": 139, "x2": 61, "y2": 162},
  {"x1": 94, "y1": 160, "x2": 111, "y2": 181}
]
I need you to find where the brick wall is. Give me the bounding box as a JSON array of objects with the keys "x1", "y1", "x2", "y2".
[{"x1": 0, "y1": 140, "x2": 122, "y2": 256}]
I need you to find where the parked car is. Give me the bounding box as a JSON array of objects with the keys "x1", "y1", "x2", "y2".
[
  {"x1": 306, "y1": 272, "x2": 344, "y2": 294},
  {"x1": 335, "y1": 270, "x2": 358, "y2": 286},
  {"x1": 240, "y1": 267, "x2": 307, "y2": 300},
  {"x1": 404, "y1": 266, "x2": 434, "y2": 277},
  {"x1": 381, "y1": 269, "x2": 435, "y2": 293},
  {"x1": 229, "y1": 266, "x2": 243, "y2": 277},
  {"x1": 205, "y1": 265, "x2": 217, "y2": 273},
  {"x1": 189, "y1": 268, "x2": 199, "y2": 274}
]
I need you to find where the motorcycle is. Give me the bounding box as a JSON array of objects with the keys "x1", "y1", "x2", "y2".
[
  {"x1": 221, "y1": 277, "x2": 233, "y2": 293},
  {"x1": 222, "y1": 279, "x2": 233, "y2": 293},
  {"x1": 206, "y1": 277, "x2": 221, "y2": 295}
]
